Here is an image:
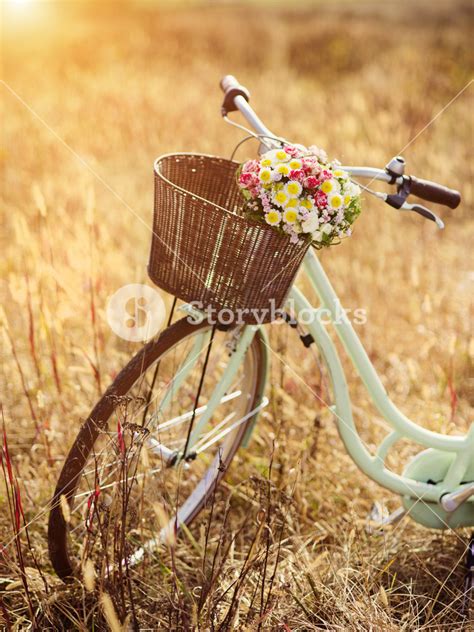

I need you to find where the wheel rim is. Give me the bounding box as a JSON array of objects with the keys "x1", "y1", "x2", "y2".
[{"x1": 53, "y1": 322, "x2": 262, "y2": 577}]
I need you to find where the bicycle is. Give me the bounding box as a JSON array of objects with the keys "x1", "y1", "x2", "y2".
[{"x1": 48, "y1": 76, "x2": 473, "y2": 581}]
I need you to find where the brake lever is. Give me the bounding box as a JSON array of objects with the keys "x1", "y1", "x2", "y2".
[
  {"x1": 357, "y1": 180, "x2": 446, "y2": 230},
  {"x1": 399, "y1": 202, "x2": 445, "y2": 229},
  {"x1": 383, "y1": 180, "x2": 444, "y2": 229}
]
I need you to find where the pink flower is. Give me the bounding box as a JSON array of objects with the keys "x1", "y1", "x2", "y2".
[
  {"x1": 238, "y1": 172, "x2": 254, "y2": 187},
  {"x1": 304, "y1": 175, "x2": 319, "y2": 189},
  {"x1": 284, "y1": 145, "x2": 300, "y2": 157},
  {"x1": 320, "y1": 170, "x2": 332, "y2": 181},
  {"x1": 290, "y1": 169, "x2": 305, "y2": 182},
  {"x1": 302, "y1": 157, "x2": 323, "y2": 177},
  {"x1": 243, "y1": 159, "x2": 259, "y2": 174},
  {"x1": 302, "y1": 156, "x2": 315, "y2": 169},
  {"x1": 308, "y1": 145, "x2": 328, "y2": 163},
  {"x1": 261, "y1": 193, "x2": 271, "y2": 209},
  {"x1": 247, "y1": 186, "x2": 259, "y2": 198},
  {"x1": 314, "y1": 190, "x2": 328, "y2": 208}
]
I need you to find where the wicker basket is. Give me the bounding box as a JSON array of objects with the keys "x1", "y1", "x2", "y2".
[{"x1": 148, "y1": 153, "x2": 310, "y2": 324}]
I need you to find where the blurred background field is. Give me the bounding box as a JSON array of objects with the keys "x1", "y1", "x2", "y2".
[{"x1": 1, "y1": 0, "x2": 473, "y2": 628}]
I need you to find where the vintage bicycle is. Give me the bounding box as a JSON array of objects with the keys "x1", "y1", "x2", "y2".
[{"x1": 48, "y1": 76, "x2": 473, "y2": 581}]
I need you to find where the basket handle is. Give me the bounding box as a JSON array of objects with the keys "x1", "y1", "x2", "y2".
[{"x1": 220, "y1": 75, "x2": 250, "y2": 115}]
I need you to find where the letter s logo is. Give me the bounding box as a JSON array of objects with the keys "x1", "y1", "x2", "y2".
[{"x1": 106, "y1": 284, "x2": 166, "y2": 342}]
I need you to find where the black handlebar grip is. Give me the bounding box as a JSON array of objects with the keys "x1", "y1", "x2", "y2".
[
  {"x1": 220, "y1": 75, "x2": 250, "y2": 115},
  {"x1": 409, "y1": 176, "x2": 461, "y2": 209}
]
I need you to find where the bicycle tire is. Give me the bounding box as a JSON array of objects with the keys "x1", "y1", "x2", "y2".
[{"x1": 48, "y1": 316, "x2": 267, "y2": 580}]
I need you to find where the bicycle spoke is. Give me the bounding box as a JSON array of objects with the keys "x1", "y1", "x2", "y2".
[{"x1": 51, "y1": 321, "x2": 263, "y2": 577}]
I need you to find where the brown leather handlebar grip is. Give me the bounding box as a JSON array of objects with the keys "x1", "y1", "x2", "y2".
[
  {"x1": 220, "y1": 75, "x2": 250, "y2": 115},
  {"x1": 409, "y1": 176, "x2": 461, "y2": 209}
]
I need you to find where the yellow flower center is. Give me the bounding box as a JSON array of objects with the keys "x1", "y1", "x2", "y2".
[
  {"x1": 289, "y1": 159, "x2": 302, "y2": 170},
  {"x1": 276, "y1": 164, "x2": 290, "y2": 175},
  {"x1": 260, "y1": 158, "x2": 272, "y2": 167},
  {"x1": 287, "y1": 182, "x2": 300, "y2": 195},
  {"x1": 301, "y1": 199, "x2": 312, "y2": 209},
  {"x1": 330, "y1": 195, "x2": 342, "y2": 208},
  {"x1": 321, "y1": 180, "x2": 333, "y2": 194},
  {"x1": 344, "y1": 194, "x2": 351, "y2": 206},
  {"x1": 284, "y1": 210, "x2": 298, "y2": 224},
  {"x1": 276, "y1": 150, "x2": 288, "y2": 161},
  {"x1": 266, "y1": 211, "x2": 280, "y2": 225},
  {"x1": 259, "y1": 169, "x2": 271, "y2": 182},
  {"x1": 275, "y1": 191, "x2": 288, "y2": 204},
  {"x1": 285, "y1": 198, "x2": 298, "y2": 208}
]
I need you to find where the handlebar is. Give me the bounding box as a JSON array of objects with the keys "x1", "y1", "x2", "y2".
[
  {"x1": 219, "y1": 75, "x2": 462, "y2": 213},
  {"x1": 408, "y1": 176, "x2": 460, "y2": 209},
  {"x1": 220, "y1": 74, "x2": 250, "y2": 115}
]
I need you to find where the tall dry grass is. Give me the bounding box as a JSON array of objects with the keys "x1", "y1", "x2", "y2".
[{"x1": 1, "y1": 0, "x2": 473, "y2": 628}]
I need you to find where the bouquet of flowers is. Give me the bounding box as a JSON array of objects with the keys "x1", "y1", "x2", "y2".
[{"x1": 237, "y1": 144, "x2": 362, "y2": 247}]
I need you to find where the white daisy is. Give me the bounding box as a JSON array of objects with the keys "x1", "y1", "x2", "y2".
[
  {"x1": 333, "y1": 168, "x2": 349, "y2": 179},
  {"x1": 259, "y1": 168, "x2": 272, "y2": 184},
  {"x1": 288, "y1": 158, "x2": 302, "y2": 170},
  {"x1": 320, "y1": 179, "x2": 340, "y2": 195},
  {"x1": 263, "y1": 148, "x2": 290, "y2": 165},
  {"x1": 327, "y1": 192, "x2": 344, "y2": 210},
  {"x1": 283, "y1": 209, "x2": 298, "y2": 225},
  {"x1": 284, "y1": 180, "x2": 303, "y2": 198},
  {"x1": 275, "y1": 163, "x2": 291, "y2": 176},
  {"x1": 265, "y1": 210, "x2": 281, "y2": 226},
  {"x1": 302, "y1": 212, "x2": 319, "y2": 233},
  {"x1": 273, "y1": 189, "x2": 289, "y2": 208}
]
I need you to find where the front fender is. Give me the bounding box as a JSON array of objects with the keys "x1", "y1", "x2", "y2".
[{"x1": 241, "y1": 326, "x2": 270, "y2": 448}]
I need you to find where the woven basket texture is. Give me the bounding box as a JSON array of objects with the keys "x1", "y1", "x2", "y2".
[{"x1": 148, "y1": 153, "x2": 309, "y2": 323}]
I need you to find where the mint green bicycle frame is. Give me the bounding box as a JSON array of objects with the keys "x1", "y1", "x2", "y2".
[
  {"x1": 181, "y1": 245, "x2": 474, "y2": 530},
  {"x1": 174, "y1": 86, "x2": 474, "y2": 530}
]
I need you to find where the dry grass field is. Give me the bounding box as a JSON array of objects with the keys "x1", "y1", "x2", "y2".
[{"x1": 1, "y1": 0, "x2": 473, "y2": 629}]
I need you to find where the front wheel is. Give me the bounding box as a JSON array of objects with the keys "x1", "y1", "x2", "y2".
[{"x1": 48, "y1": 317, "x2": 267, "y2": 580}]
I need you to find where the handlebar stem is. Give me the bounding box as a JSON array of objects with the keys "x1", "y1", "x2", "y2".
[{"x1": 232, "y1": 95, "x2": 274, "y2": 139}]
